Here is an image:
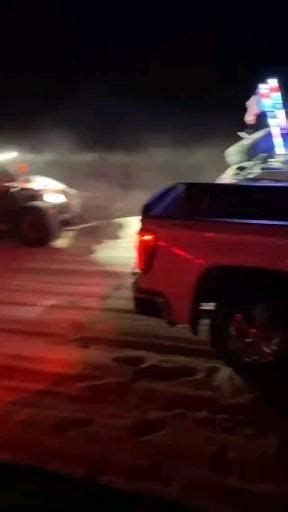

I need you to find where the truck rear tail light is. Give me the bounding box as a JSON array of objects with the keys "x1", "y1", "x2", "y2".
[{"x1": 137, "y1": 230, "x2": 157, "y2": 272}]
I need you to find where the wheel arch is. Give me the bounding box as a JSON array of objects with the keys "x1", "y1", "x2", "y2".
[{"x1": 190, "y1": 265, "x2": 288, "y2": 335}]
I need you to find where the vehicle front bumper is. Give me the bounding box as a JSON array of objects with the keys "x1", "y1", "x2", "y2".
[
  {"x1": 133, "y1": 277, "x2": 175, "y2": 326},
  {"x1": 56, "y1": 192, "x2": 82, "y2": 223}
]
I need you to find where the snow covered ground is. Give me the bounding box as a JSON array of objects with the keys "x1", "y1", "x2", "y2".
[{"x1": 0, "y1": 222, "x2": 287, "y2": 510}]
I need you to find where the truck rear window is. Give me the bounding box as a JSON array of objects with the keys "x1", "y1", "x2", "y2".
[{"x1": 143, "y1": 183, "x2": 288, "y2": 223}]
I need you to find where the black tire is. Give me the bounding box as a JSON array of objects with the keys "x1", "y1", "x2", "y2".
[
  {"x1": 17, "y1": 204, "x2": 60, "y2": 247},
  {"x1": 210, "y1": 302, "x2": 288, "y2": 374},
  {"x1": 211, "y1": 302, "x2": 288, "y2": 412}
]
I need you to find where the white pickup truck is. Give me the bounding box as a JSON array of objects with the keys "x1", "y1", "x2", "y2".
[{"x1": 134, "y1": 182, "x2": 288, "y2": 372}]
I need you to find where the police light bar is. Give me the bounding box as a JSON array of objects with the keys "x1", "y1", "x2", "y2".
[
  {"x1": 258, "y1": 78, "x2": 286, "y2": 155},
  {"x1": 267, "y1": 78, "x2": 286, "y2": 128}
]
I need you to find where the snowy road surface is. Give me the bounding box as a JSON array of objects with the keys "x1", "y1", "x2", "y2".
[{"x1": 0, "y1": 220, "x2": 287, "y2": 510}]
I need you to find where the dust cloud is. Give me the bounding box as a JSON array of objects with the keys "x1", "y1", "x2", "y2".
[{"x1": 13, "y1": 135, "x2": 231, "y2": 220}]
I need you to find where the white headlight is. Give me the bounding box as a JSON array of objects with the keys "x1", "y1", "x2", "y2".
[
  {"x1": 0, "y1": 151, "x2": 18, "y2": 161},
  {"x1": 43, "y1": 192, "x2": 67, "y2": 204}
]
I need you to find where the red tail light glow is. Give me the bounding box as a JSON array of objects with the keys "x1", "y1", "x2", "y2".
[{"x1": 137, "y1": 230, "x2": 157, "y2": 272}]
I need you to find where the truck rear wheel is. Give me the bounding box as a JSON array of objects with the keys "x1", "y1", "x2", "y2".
[
  {"x1": 210, "y1": 302, "x2": 288, "y2": 372},
  {"x1": 17, "y1": 205, "x2": 60, "y2": 247}
]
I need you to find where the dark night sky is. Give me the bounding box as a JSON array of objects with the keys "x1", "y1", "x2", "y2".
[{"x1": 0, "y1": 2, "x2": 286, "y2": 143}]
